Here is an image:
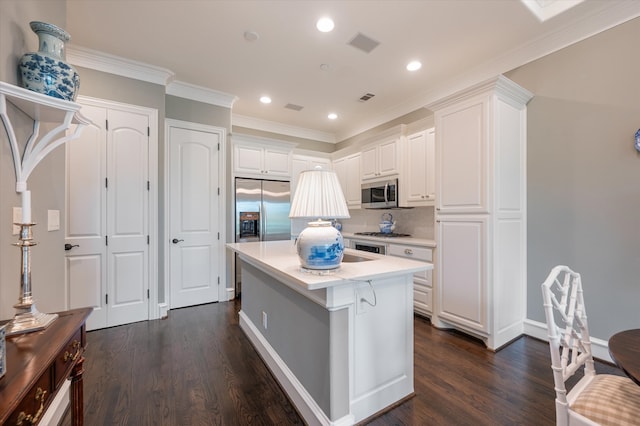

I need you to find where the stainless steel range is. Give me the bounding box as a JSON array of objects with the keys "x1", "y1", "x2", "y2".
[{"x1": 354, "y1": 232, "x2": 411, "y2": 238}]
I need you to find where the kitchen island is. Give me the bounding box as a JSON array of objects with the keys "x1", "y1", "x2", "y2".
[{"x1": 227, "y1": 240, "x2": 431, "y2": 425}]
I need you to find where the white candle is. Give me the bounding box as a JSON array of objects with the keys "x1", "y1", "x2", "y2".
[{"x1": 21, "y1": 190, "x2": 31, "y2": 223}]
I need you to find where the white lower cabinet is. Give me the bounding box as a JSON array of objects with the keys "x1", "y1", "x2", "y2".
[
  {"x1": 435, "y1": 217, "x2": 487, "y2": 332},
  {"x1": 388, "y1": 243, "x2": 433, "y2": 316}
]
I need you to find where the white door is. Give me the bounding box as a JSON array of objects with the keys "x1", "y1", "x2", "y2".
[
  {"x1": 106, "y1": 109, "x2": 150, "y2": 325},
  {"x1": 66, "y1": 101, "x2": 151, "y2": 330},
  {"x1": 65, "y1": 104, "x2": 107, "y2": 330},
  {"x1": 169, "y1": 124, "x2": 221, "y2": 309}
]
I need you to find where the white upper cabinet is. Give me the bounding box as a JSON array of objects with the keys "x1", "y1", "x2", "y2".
[
  {"x1": 291, "y1": 154, "x2": 331, "y2": 197},
  {"x1": 401, "y1": 128, "x2": 435, "y2": 207},
  {"x1": 233, "y1": 136, "x2": 294, "y2": 179},
  {"x1": 361, "y1": 136, "x2": 401, "y2": 181},
  {"x1": 435, "y1": 95, "x2": 489, "y2": 214},
  {"x1": 332, "y1": 153, "x2": 361, "y2": 208}
]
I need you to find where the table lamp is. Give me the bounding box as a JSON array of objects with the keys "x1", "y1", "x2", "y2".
[{"x1": 289, "y1": 167, "x2": 350, "y2": 271}]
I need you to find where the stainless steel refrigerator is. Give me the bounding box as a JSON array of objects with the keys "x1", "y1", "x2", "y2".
[{"x1": 234, "y1": 178, "x2": 291, "y2": 296}]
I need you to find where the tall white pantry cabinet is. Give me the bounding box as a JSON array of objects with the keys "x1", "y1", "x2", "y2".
[{"x1": 428, "y1": 75, "x2": 533, "y2": 350}]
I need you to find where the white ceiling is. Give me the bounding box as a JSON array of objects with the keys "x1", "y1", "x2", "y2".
[{"x1": 64, "y1": 0, "x2": 640, "y2": 143}]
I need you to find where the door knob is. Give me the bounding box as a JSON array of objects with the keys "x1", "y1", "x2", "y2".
[
  {"x1": 172, "y1": 238, "x2": 184, "y2": 244},
  {"x1": 64, "y1": 243, "x2": 79, "y2": 251}
]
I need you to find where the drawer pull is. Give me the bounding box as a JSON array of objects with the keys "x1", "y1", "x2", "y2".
[
  {"x1": 404, "y1": 248, "x2": 413, "y2": 255},
  {"x1": 63, "y1": 340, "x2": 81, "y2": 363},
  {"x1": 16, "y1": 387, "x2": 47, "y2": 425}
]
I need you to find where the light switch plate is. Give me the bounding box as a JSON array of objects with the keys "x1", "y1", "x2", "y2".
[
  {"x1": 47, "y1": 209, "x2": 60, "y2": 231},
  {"x1": 12, "y1": 207, "x2": 21, "y2": 235}
]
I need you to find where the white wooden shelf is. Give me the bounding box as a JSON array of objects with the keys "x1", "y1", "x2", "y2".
[{"x1": 0, "y1": 81, "x2": 91, "y2": 190}]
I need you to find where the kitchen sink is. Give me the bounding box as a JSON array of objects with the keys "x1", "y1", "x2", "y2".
[{"x1": 342, "y1": 253, "x2": 375, "y2": 263}]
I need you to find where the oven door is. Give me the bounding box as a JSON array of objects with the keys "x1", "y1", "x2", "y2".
[{"x1": 353, "y1": 241, "x2": 387, "y2": 255}]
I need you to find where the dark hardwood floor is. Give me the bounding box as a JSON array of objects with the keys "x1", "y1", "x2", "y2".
[{"x1": 62, "y1": 300, "x2": 623, "y2": 425}]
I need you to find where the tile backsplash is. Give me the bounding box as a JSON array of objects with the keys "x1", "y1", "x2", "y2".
[{"x1": 339, "y1": 206, "x2": 435, "y2": 239}]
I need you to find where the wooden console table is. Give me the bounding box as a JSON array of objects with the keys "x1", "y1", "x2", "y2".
[{"x1": 0, "y1": 307, "x2": 92, "y2": 425}]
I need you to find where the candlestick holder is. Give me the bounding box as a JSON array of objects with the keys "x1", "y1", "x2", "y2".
[{"x1": 5, "y1": 222, "x2": 58, "y2": 336}]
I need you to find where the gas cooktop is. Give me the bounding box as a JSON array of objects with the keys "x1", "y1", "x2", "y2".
[{"x1": 354, "y1": 232, "x2": 411, "y2": 238}]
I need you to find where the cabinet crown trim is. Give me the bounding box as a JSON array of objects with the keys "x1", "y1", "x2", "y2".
[{"x1": 426, "y1": 75, "x2": 533, "y2": 112}]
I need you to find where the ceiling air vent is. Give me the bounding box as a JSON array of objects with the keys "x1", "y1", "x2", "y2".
[
  {"x1": 359, "y1": 93, "x2": 375, "y2": 102},
  {"x1": 348, "y1": 32, "x2": 380, "y2": 54},
  {"x1": 284, "y1": 103, "x2": 304, "y2": 111}
]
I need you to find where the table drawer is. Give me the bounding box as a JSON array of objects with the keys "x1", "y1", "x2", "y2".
[
  {"x1": 54, "y1": 328, "x2": 83, "y2": 388},
  {"x1": 7, "y1": 371, "x2": 52, "y2": 426}
]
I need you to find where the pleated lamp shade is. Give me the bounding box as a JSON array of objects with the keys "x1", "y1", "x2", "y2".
[
  {"x1": 289, "y1": 167, "x2": 350, "y2": 220},
  {"x1": 289, "y1": 167, "x2": 350, "y2": 270}
]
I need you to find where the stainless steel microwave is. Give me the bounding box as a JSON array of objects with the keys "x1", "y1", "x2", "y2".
[{"x1": 361, "y1": 179, "x2": 398, "y2": 209}]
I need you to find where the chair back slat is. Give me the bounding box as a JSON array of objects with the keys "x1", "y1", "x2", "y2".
[{"x1": 541, "y1": 265, "x2": 596, "y2": 403}]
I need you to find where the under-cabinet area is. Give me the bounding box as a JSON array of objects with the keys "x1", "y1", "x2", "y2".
[{"x1": 343, "y1": 234, "x2": 436, "y2": 318}]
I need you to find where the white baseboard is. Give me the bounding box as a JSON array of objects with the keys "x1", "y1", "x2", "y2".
[
  {"x1": 523, "y1": 319, "x2": 613, "y2": 363},
  {"x1": 158, "y1": 302, "x2": 169, "y2": 319},
  {"x1": 239, "y1": 310, "x2": 354, "y2": 426}
]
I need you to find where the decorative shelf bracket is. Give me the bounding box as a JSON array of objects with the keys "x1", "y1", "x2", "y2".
[
  {"x1": 0, "y1": 81, "x2": 92, "y2": 191},
  {"x1": 0, "y1": 80, "x2": 92, "y2": 335}
]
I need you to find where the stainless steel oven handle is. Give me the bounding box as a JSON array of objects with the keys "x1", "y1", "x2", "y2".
[{"x1": 384, "y1": 182, "x2": 389, "y2": 204}]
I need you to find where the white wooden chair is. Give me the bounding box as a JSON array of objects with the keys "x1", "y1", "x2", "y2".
[{"x1": 541, "y1": 265, "x2": 640, "y2": 426}]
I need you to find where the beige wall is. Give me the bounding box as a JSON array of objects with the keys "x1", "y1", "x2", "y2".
[
  {"x1": 505, "y1": 16, "x2": 640, "y2": 338},
  {"x1": 0, "y1": 0, "x2": 68, "y2": 319}
]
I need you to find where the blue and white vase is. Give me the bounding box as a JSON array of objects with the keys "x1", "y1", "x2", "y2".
[
  {"x1": 296, "y1": 220, "x2": 345, "y2": 270},
  {"x1": 19, "y1": 21, "x2": 80, "y2": 101}
]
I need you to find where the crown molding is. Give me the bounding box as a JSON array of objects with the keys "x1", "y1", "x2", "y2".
[
  {"x1": 232, "y1": 114, "x2": 336, "y2": 144},
  {"x1": 66, "y1": 45, "x2": 174, "y2": 86},
  {"x1": 166, "y1": 81, "x2": 237, "y2": 108}
]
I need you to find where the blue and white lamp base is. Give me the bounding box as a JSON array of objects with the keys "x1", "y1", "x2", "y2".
[{"x1": 296, "y1": 220, "x2": 344, "y2": 271}]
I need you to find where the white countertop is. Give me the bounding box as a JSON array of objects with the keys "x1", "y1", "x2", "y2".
[
  {"x1": 227, "y1": 240, "x2": 431, "y2": 291},
  {"x1": 341, "y1": 232, "x2": 437, "y2": 248}
]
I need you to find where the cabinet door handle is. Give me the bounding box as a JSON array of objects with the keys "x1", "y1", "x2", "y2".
[{"x1": 172, "y1": 238, "x2": 184, "y2": 244}]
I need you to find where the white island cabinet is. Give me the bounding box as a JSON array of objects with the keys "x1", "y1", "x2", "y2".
[{"x1": 227, "y1": 240, "x2": 430, "y2": 425}]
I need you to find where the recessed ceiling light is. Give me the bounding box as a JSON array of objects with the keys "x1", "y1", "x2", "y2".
[
  {"x1": 328, "y1": 113, "x2": 338, "y2": 120},
  {"x1": 407, "y1": 61, "x2": 422, "y2": 71},
  {"x1": 316, "y1": 17, "x2": 335, "y2": 33},
  {"x1": 260, "y1": 96, "x2": 272, "y2": 104}
]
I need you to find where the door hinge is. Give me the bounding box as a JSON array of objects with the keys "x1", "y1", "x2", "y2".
[
  {"x1": 217, "y1": 232, "x2": 220, "y2": 240},
  {"x1": 105, "y1": 177, "x2": 108, "y2": 189},
  {"x1": 217, "y1": 187, "x2": 220, "y2": 196},
  {"x1": 105, "y1": 119, "x2": 108, "y2": 131},
  {"x1": 105, "y1": 235, "x2": 108, "y2": 246},
  {"x1": 105, "y1": 294, "x2": 108, "y2": 305},
  {"x1": 217, "y1": 142, "x2": 220, "y2": 151},
  {"x1": 147, "y1": 289, "x2": 150, "y2": 299},
  {"x1": 217, "y1": 276, "x2": 220, "y2": 285},
  {"x1": 147, "y1": 235, "x2": 150, "y2": 245},
  {"x1": 147, "y1": 181, "x2": 150, "y2": 191},
  {"x1": 148, "y1": 126, "x2": 150, "y2": 137}
]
